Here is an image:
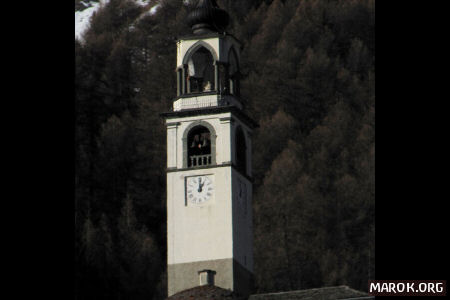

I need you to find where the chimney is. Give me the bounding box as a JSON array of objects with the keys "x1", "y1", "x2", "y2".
[{"x1": 198, "y1": 269, "x2": 216, "y2": 286}]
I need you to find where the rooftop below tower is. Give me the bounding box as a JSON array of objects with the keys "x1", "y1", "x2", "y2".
[
  {"x1": 248, "y1": 286, "x2": 373, "y2": 300},
  {"x1": 166, "y1": 284, "x2": 245, "y2": 300},
  {"x1": 166, "y1": 285, "x2": 373, "y2": 300}
]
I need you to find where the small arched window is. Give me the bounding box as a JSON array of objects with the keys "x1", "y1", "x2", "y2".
[
  {"x1": 235, "y1": 127, "x2": 247, "y2": 174},
  {"x1": 187, "y1": 126, "x2": 212, "y2": 167},
  {"x1": 186, "y1": 47, "x2": 215, "y2": 93}
]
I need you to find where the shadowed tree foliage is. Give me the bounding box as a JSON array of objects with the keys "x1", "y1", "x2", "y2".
[{"x1": 75, "y1": 0, "x2": 374, "y2": 298}]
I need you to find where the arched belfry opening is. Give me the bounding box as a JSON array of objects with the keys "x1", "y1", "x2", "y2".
[
  {"x1": 187, "y1": 46, "x2": 215, "y2": 93},
  {"x1": 184, "y1": 123, "x2": 217, "y2": 168},
  {"x1": 235, "y1": 126, "x2": 247, "y2": 175},
  {"x1": 188, "y1": 126, "x2": 211, "y2": 164},
  {"x1": 228, "y1": 48, "x2": 240, "y2": 96},
  {"x1": 178, "y1": 43, "x2": 219, "y2": 96}
]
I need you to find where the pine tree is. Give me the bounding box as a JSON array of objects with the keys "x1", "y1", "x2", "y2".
[{"x1": 117, "y1": 194, "x2": 162, "y2": 299}]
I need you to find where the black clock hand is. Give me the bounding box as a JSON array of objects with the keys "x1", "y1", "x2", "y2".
[{"x1": 198, "y1": 178, "x2": 202, "y2": 193}]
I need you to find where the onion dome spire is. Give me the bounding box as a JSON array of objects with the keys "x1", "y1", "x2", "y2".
[{"x1": 186, "y1": 0, "x2": 230, "y2": 35}]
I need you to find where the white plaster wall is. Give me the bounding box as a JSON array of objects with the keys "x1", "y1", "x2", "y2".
[
  {"x1": 166, "y1": 112, "x2": 254, "y2": 271},
  {"x1": 230, "y1": 117, "x2": 254, "y2": 273},
  {"x1": 167, "y1": 166, "x2": 233, "y2": 265},
  {"x1": 167, "y1": 123, "x2": 178, "y2": 169},
  {"x1": 231, "y1": 170, "x2": 254, "y2": 273},
  {"x1": 166, "y1": 112, "x2": 232, "y2": 169}
]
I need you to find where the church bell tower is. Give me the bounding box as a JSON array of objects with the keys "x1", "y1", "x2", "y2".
[{"x1": 161, "y1": 0, "x2": 257, "y2": 297}]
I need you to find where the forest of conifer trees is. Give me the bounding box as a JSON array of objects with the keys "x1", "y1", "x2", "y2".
[{"x1": 75, "y1": 0, "x2": 374, "y2": 298}]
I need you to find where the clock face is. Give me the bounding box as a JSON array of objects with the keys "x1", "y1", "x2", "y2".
[{"x1": 186, "y1": 175, "x2": 214, "y2": 205}]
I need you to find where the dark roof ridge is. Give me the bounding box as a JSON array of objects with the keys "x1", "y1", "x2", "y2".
[
  {"x1": 255, "y1": 285, "x2": 365, "y2": 295},
  {"x1": 248, "y1": 285, "x2": 371, "y2": 299},
  {"x1": 167, "y1": 284, "x2": 245, "y2": 300}
]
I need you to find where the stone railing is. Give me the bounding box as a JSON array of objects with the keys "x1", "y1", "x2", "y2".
[
  {"x1": 173, "y1": 94, "x2": 243, "y2": 111},
  {"x1": 189, "y1": 154, "x2": 212, "y2": 167},
  {"x1": 174, "y1": 94, "x2": 218, "y2": 111}
]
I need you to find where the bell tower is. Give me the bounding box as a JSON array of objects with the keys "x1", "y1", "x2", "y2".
[{"x1": 161, "y1": 0, "x2": 257, "y2": 297}]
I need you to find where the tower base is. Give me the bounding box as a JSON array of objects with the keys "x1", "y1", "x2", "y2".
[{"x1": 168, "y1": 258, "x2": 254, "y2": 297}]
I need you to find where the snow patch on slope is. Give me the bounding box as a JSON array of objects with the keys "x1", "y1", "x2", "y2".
[
  {"x1": 135, "y1": 0, "x2": 150, "y2": 6},
  {"x1": 150, "y1": 4, "x2": 160, "y2": 14},
  {"x1": 128, "y1": 2, "x2": 161, "y2": 32},
  {"x1": 75, "y1": 0, "x2": 158, "y2": 41},
  {"x1": 75, "y1": 0, "x2": 110, "y2": 41}
]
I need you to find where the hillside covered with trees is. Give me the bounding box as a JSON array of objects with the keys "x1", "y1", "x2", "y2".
[{"x1": 75, "y1": 0, "x2": 374, "y2": 299}]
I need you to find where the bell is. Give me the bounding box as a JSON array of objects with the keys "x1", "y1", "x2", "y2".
[{"x1": 191, "y1": 135, "x2": 200, "y2": 148}]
